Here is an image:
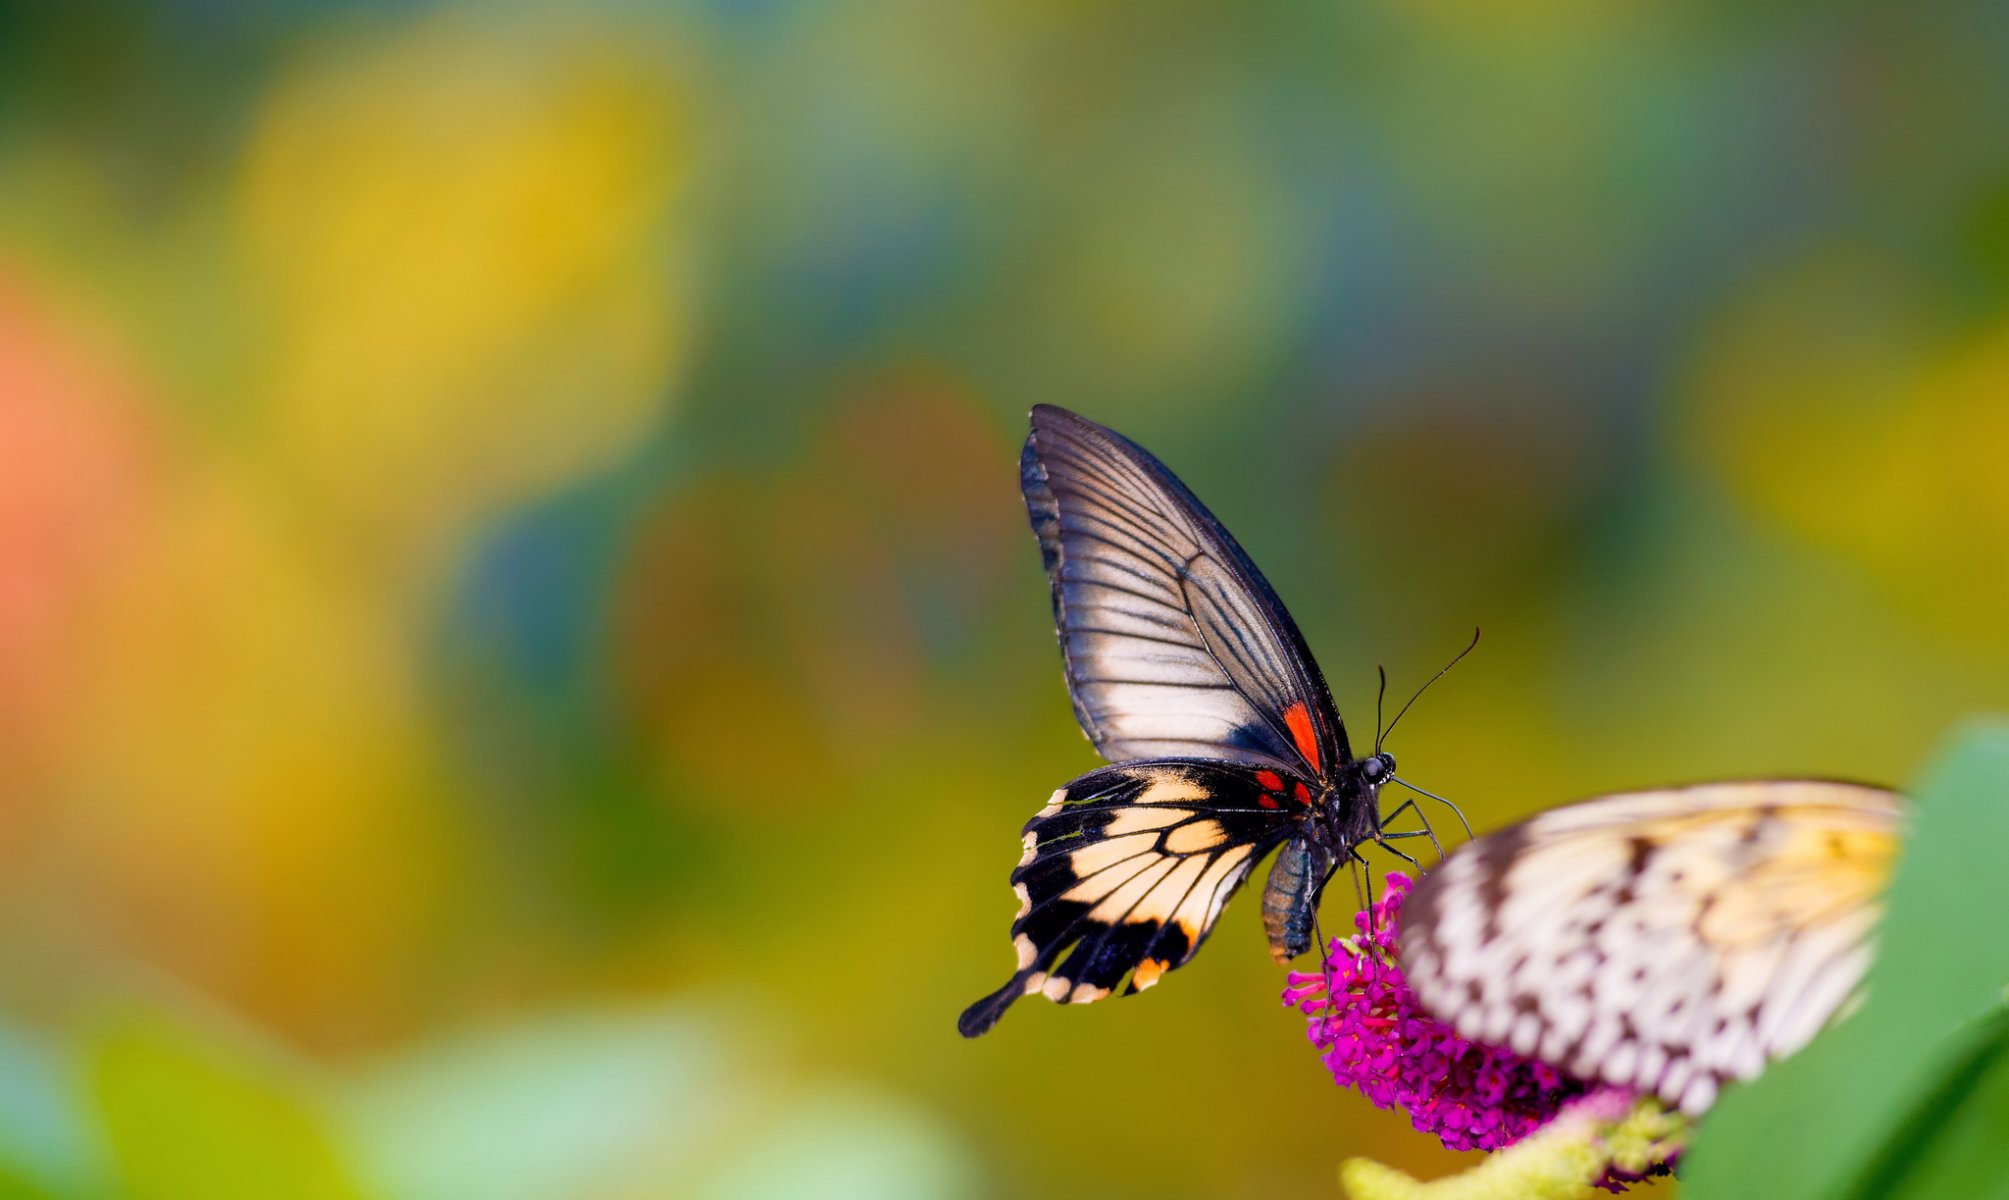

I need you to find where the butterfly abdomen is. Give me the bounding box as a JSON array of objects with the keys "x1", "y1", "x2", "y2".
[{"x1": 1263, "y1": 837, "x2": 1335, "y2": 962}]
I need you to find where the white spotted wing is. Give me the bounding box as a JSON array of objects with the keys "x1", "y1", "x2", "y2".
[{"x1": 1400, "y1": 781, "x2": 1905, "y2": 1113}]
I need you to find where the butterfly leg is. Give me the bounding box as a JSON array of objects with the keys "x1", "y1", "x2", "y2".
[
  {"x1": 1349, "y1": 846, "x2": 1382, "y2": 917},
  {"x1": 1310, "y1": 865, "x2": 1333, "y2": 957},
  {"x1": 1377, "y1": 797, "x2": 1445, "y2": 859},
  {"x1": 1371, "y1": 838, "x2": 1424, "y2": 869},
  {"x1": 1392, "y1": 778, "x2": 1476, "y2": 843}
]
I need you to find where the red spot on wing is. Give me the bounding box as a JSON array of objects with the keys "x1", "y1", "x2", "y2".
[
  {"x1": 1258, "y1": 794, "x2": 1280, "y2": 809},
  {"x1": 1283, "y1": 702, "x2": 1321, "y2": 773},
  {"x1": 1255, "y1": 770, "x2": 1284, "y2": 793},
  {"x1": 1293, "y1": 782, "x2": 1312, "y2": 806}
]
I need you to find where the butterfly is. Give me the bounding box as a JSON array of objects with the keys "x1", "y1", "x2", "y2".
[
  {"x1": 960, "y1": 405, "x2": 1444, "y2": 1038},
  {"x1": 1398, "y1": 779, "x2": 1907, "y2": 1114}
]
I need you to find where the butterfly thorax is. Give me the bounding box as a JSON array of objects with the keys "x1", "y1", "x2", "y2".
[
  {"x1": 1261, "y1": 752, "x2": 1393, "y2": 962},
  {"x1": 1319, "y1": 751, "x2": 1395, "y2": 852}
]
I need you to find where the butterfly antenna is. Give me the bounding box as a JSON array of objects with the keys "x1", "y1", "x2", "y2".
[
  {"x1": 1390, "y1": 777, "x2": 1476, "y2": 842},
  {"x1": 1379, "y1": 627, "x2": 1481, "y2": 751},
  {"x1": 1373, "y1": 665, "x2": 1390, "y2": 754}
]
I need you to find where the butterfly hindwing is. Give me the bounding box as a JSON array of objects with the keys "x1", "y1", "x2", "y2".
[
  {"x1": 958, "y1": 760, "x2": 1308, "y2": 1037},
  {"x1": 1020, "y1": 405, "x2": 1346, "y2": 777},
  {"x1": 1400, "y1": 781, "x2": 1906, "y2": 1113}
]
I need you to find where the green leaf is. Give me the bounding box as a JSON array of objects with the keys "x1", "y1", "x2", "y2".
[
  {"x1": 1684, "y1": 720, "x2": 2009, "y2": 1199},
  {"x1": 1856, "y1": 1008, "x2": 2009, "y2": 1200},
  {"x1": 87, "y1": 1014, "x2": 368, "y2": 1200}
]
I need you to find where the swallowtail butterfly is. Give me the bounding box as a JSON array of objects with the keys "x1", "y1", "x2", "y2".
[{"x1": 960, "y1": 405, "x2": 1429, "y2": 1037}]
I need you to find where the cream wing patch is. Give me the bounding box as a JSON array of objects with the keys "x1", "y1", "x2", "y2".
[
  {"x1": 1164, "y1": 819, "x2": 1229, "y2": 854},
  {"x1": 959, "y1": 759, "x2": 1304, "y2": 1038}
]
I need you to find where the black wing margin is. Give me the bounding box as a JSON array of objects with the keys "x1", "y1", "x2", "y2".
[
  {"x1": 1020, "y1": 405, "x2": 1347, "y2": 778},
  {"x1": 958, "y1": 759, "x2": 1307, "y2": 1037}
]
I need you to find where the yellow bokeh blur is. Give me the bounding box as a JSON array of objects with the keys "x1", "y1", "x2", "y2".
[
  {"x1": 238, "y1": 12, "x2": 690, "y2": 545},
  {"x1": 0, "y1": 2, "x2": 2003, "y2": 1196}
]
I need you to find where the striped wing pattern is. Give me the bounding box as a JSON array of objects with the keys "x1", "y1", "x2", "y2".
[
  {"x1": 1400, "y1": 781, "x2": 1906, "y2": 1113},
  {"x1": 958, "y1": 760, "x2": 1304, "y2": 1037},
  {"x1": 1020, "y1": 405, "x2": 1344, "y2": 777}
]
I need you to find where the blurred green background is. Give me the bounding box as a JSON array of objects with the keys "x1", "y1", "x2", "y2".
[{"x1": 2, "y1": 1, "x2": 2007, "y2": 1196}]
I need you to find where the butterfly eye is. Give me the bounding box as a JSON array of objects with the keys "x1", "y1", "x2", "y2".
[{"x1": 1372, "y1": 753, "x2": 1396, "y2": 781}]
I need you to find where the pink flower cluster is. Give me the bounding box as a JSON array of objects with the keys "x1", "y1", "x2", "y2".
[
  {"x1": 1282, "y1": 872, "x2": 1672, "y2": 1190},
  {"x1": 1283, "y1": 873, "x2": 1577, "y2": 1152}
]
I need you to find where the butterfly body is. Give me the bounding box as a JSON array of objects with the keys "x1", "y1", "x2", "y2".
[
  {"x1": 961, "y1": 406, "x2": 1403, "y2": 1037},
  {"x1": 1262, "y1": 752, "x2": 1393, "y2": 960},
  {"x1": 1262, "y1": 837, "x2": 1335, "y2": 964}
]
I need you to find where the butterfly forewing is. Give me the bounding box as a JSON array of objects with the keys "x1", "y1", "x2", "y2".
[
  {"x1": 958, "y1": 760, "x2": 1307, "y2": 1037},
  {"x1": 1021, "y1": 405, "x2": 1346, "y2": 777},
  {"x1": 1400, "y1": 781, "x2": 1906, "y2": 1113}
]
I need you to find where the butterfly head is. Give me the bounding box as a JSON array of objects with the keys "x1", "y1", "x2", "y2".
[
  {"x1": 1314, "y1": 751, "x2": 1399, "y2": 852},
  {"x1": 1360, "y1": 752, "x2": 1396, "y2": 786}
]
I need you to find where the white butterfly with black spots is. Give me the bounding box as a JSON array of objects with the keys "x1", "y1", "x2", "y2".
[{"x1": 1399, "y1": 780, "x2": 1907, "y2": 1113}]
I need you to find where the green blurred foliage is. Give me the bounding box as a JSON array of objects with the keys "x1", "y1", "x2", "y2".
[
  {"x1": 89, "y1": 1017, "x2": 365, "y2": 1200},
  {"x1": 1, "y1": 0, "x2": 2006, "y2": 1195},
  {"x1": 1685, "y1": 724, "x2": 2009, "y2": 1199},
  {"x1": 337, "y1": 1008, "x2": 737, "y2": 1200},
  {"x1": 0, "y1": 1025, "x2": 103, "y2": 1199}
]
